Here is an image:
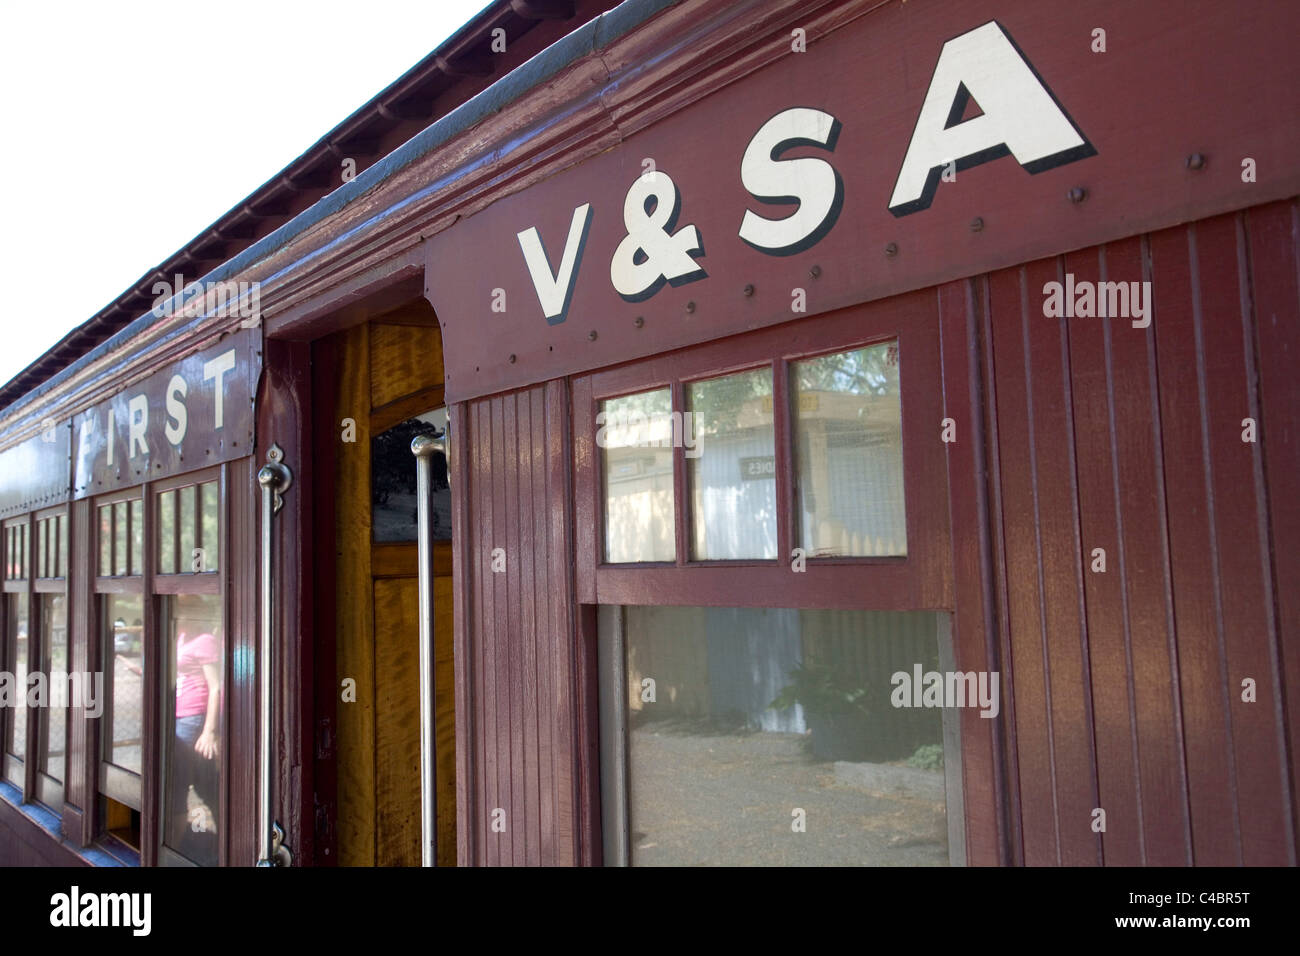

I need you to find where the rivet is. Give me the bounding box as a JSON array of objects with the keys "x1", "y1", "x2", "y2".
[
  {"x1": 743, "y1": 284, "x2": 755, "y2": 297},
  {"x1": 686, "y1": 301, "x2": 696, "y2": 313},
  {"x1": 809, "y1": 265, "x2": 822, "y2": 279},
  {"x1": 884, "y1": 242, "x2": 898, "y2": 257},
  {"x1": 1186, "y1": 153, "x2": 1207, "y2": 171},
  {"x1": 634, "y1": 316, "x2": 645, "y2": 328},
  {"x1": 1068, "y1": 187, "x2": 1087, "y2": 204},
  {"x1": 508, "y1": 354, "x2": 517, "y2": 364},
  {"x1": 588, "y1": 330, "x2": 598, "y2": 341},
  {"x1": 970, "y1": 217, "x2": 984, "y2": 232}
]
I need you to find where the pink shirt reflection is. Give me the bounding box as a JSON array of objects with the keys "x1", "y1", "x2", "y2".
[{"x1": 176, "y1": 632, "x2": 219, "y2": 719}]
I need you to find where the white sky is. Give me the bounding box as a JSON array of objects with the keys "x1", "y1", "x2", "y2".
[{"x1": 0, "y1": 0, "x2": 491, "y2": 390}]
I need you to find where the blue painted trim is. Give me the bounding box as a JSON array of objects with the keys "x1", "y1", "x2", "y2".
[{"x1": 0, "y1": 780, "x2": 127, "y2": 867}]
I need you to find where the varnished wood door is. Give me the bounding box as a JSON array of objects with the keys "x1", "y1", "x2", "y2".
[{"x1": 328, "y1": 301, "x2": 456, "y2": 865}]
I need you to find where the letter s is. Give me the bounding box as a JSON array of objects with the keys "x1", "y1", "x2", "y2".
[{"x1": 739, "y1": 107, "x2": 843, "y2": 256}]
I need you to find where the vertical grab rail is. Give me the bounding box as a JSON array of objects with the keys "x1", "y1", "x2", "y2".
[
  {"x1": 411, "y1": 429, "x2": 446, "y2": 867},
  {"x1": 256, "y1": 444, "x2": 293, "y2": 867}
]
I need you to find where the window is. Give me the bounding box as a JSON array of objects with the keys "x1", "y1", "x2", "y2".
[
  {"x1": 152, "y1": 473, "x2": 224, "y2": 867},
  {"x1": 372, "y1": 407, "x2": 450, "y2": 543},
  {"x1": 26, "y1": 507, "x2": 69, "y2": 810},
  {"x1": 95, "y1": 491, "x2": 145, "y2": 818},
  {"x1": 2, "y1": 516, "x2": 30, "y2": 789},
  {"x1": 599, "y1": 605, "x2": 963, "y2": 866},
  {"x1": 792, "y1": 342, "x2": 906, "y2": 556},
  {"x1": 600, "y1": 389, "x2": 674, "y2": 563}
]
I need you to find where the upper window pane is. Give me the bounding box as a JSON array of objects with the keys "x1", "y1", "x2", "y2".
[
  {"x1": 98, "y1": 506, "x2": 112, "y2": 577},
  {"x1": 158, "y1": 490, "x2": 176, "y2": 575},
  {"x1": 793, "y1": 342, "x2": 906, "y2": 557},
  {"x1": 372, "y1": 410, "x2": 450, "y2": 544},
  {"x1": 113, "y1": 501, "x2": 129, "y2": 576},
  {"x1": 200, "y1": 482, "x2": 219, "y2": 572},
  {"x1": 688, "y1": 368, "x2": 777, "y2": 560},
  {"x1": 601, "y1": 389, "x2": 675, "y2": 563}
]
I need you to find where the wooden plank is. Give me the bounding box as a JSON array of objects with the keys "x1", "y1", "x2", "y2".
[
  {"x1": 1150, "y1": 224, "x2": 1239, "y2": 865},
  {"x1": 335, "y1": 324, "x2": 376, "y2": 866},
  {"x1": 1245, "y1": 200, "x2": 1300, "y2": 863},
  {"x1": 1062, "y1": 245, "x2": 1142, "y2": 865},
  {"x1": 370, "y1": 323, "x2": 445, "y2": 410},
  {"x1": 371, "y1": 541, "x2": 451, "y2": 579},
  {"x1": 1101, "y1": 236, "x2": 1192, "y2": 866},
  {"x1": 373, "y1": 577, "x2": 421, "y2": 866}
]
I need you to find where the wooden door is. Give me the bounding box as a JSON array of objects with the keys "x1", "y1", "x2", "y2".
[{"x1": 327, "y1": 301, "x2": 456, "y2": 865}]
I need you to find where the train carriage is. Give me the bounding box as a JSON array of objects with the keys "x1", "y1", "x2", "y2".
[{"x1": 0, "y1": 0, "x2": 1297, "y2": 868}]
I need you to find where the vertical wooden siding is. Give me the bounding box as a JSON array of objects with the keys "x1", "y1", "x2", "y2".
[
  {"x1": 943, "y1": 198, "x2": 1298, "y2": 866},
  {"x1": 455, "y1": 379, "x2": 577, "y2": 866}
]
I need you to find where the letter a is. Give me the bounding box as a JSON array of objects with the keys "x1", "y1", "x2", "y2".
[{"x1": 889, "y1": 21, "x2": 1094, "y2": 216}]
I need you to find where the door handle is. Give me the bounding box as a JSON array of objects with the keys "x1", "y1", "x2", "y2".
[{"x1": 411, "y1": 429, "x2": 446, "y2": 867}]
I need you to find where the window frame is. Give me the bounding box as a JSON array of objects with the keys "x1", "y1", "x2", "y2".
[
  {"x1": 92, "y1": 486, "x2": 146, "y2": 814},
  {"x1": 573, "y1": 293, "x2": 952, "y2": 611},
  {"x1": 148, "y1": 463, "x2": 229, "y2": 868},
  {"x1": 31, "y1": 504, "x2": 69, "y2": 811},
  {"x1": 1, "y1": 513, "x2": 33, "y2": 794}
]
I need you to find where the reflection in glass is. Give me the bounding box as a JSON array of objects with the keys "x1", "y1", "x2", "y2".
[
  {"x1": 688, "y1": 369, "x2": 777, "y2": 560},
  {"x1": 99, "y1": 507, "x2": 112, "y2": 577},
  {"x1": 179, "y1": 485, "x2": 196, "y2": 573},
  {"x1": 158, "y1": 490, "x2": 175, "y2": 575},
  {"x1": 163, "y1": 593, "x2": 223, "y2": 866},
  {"x1": 617, "y1": 605, "x2": 948, "y2": 866},
  {"x1": 371, "y1": 409, "x2": 451, "y2": 544},
  {"x1": 601, "y1": 389, "x2": 675, "y2": 563},
  {"x1": 200, "y1": 482, "x2": 219, "y2": 571},
  {"x1": 38, "y1": 594, "x2": 68, "y2": 783},
  {"x1": 5, "y1": 593, "x2": 28, "y2": 759},
  {"x1": 114, "y1": 502, "x2": 128, "y2": 577},
  {"x1": 793, "y1": 342, "x2": 907, "y2": 557},
  {"x1": 130, "y1": 500, "x2": 143, "y2": 576},
  {"x1": 104, "y1": 593, "x2": 145, "y2": 777}
]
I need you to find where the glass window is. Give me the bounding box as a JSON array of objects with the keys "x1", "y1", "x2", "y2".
[
  {"x1": 687, "y1": 369, "x2": 777, "y2": 560},
  {"x1": 99, "y1": 506, "x2": 112, "y2": 577},
  {"x1": 161, "y1": 593, "x2": 223, "y2": 866},
  {"x1": 792, "y1": 342, "x2": 906, "y2": 557},
  {"x1": 4, "y1": 593, "x2": 29, "y2": 765},
  {"x1": 103, "y1": 593, "x2": 145, "y2": 779},
  {"x1": 600, "y1": 605, "x2": 957, "y2": 866},
  {"x1": 158, "y1": 490, "x2": 176, "y2": 575},
  {"x1": 178, "y1": 485, "x2": 196, "y2": 573},
  {"x1": 130, "y1": 500, "x2": 143, "y2": 576},
  {"x1": 372, "y1": 410, "x2": 450, "y2": 544},
  {"x1": 37, "y1": 593, "x2": 68, "y2": 787},
  {"x1": 113, "y1": 501, "x2": 129, "y2": 576},
  {"x1": 200, "y1": 482, "x2": 219, "y2": 571},
  {"x1": 601, "y1": 389, "x2": 675, "y2": 563}
]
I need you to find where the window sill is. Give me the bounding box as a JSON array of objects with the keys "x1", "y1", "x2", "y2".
[{"x1": 0, "y1": 780, "x2": 131, "y2": 867}]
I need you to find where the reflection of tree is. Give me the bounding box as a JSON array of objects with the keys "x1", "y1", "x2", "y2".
[
  {"x1": 795, "y1": 342, "x2": 898, "y2": 396},
  {"x1": 372, "y1": 419, "x2": 448, "y2": 505}
]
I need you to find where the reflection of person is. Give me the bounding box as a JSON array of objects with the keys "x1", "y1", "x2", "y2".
[{"x1": 174, "y1": 628, "x2": 220, "y2": 860}]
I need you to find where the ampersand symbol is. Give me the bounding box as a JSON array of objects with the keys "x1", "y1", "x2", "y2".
[{"x1": 610, "y1": 170, "x2": 707, "y2": 302}]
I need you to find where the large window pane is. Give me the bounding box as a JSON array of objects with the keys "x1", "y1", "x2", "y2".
[
  {"x1": 38, "y1": 594, "x2": 68, "y2": 785},
  {"x1": 5, "y1": 593, "x2": 29, "y2": 760},
  {"x1": 104, "y1": 594, "x2": 145, "y2": 778},
  {"x1": 688, "y1": 368, "x2": 777, "y2": 560},
  {"x1": 601, "y1": 389, "x2": 675, "y2": 563},
  {"x1": 162, "y1": 593, "x2": 223, "y2": 866},
  {"x1": 604, "y1": 605, "x2": 955, "y2": 866},
  {"x1": 793, "y1": 342, "x2": 906, "y2": 557}
]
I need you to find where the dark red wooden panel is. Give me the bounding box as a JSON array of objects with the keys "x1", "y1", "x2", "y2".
[
  {"x1": 1245, "y1": 199, "x2": 1300, "y2": 862},
  {"x1": 1062, "y1": 244, "x2": 1142, "y2": 865},
  {"x1": 457, "y1": 380, "x2": 577, "y2": 865}
]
